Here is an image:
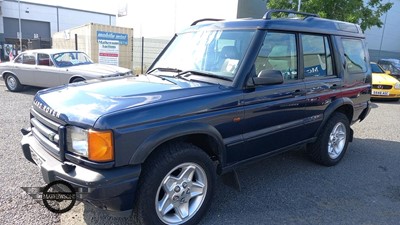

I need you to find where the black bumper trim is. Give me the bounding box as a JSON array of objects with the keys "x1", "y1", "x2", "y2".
[
  {"x1": 21, "y1": 132, "x2": 141, "y2": 212},
  {"x1": 359, "y1": 100, "x2": 372, "y2": 122}
]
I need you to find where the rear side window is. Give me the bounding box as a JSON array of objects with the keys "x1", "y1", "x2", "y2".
[
  {"x1": 302, "y1": 34, "x2": 333, "y2": 77},
  {"x1": 341, "y1": 39, "x2": 367, "y2": 73},
  {"x1": 255, "y1": 32, "x2": 298, "y2": 80},
  {"x1": 38, "y1": 53, "x2": 52, "y2": 66}
]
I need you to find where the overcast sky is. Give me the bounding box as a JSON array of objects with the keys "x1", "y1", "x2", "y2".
[{"x1": 21, "y1": 0, "x2": 238, "y2": 38}]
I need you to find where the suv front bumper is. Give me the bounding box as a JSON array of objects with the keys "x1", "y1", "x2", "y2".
[{"x1": 21, "y1": 131, "x2": 140, "y2": 214}]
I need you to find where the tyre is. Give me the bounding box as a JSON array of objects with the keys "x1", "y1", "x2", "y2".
[
  {"x1": 133, "y1": 142, "x2": 216, "y2": 225},
  {"x1": 71, "y1": 77, "x2": 85, "y2": 83},
  {"x1": 307, "y1": 112, "x2": 350, "y2": 166},
  {"x1": 5, "y1": 74, "x2": 23, "y2": 92}
]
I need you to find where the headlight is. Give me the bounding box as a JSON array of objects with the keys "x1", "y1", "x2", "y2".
[
  {"x1": 395, "y1": 82, "x2": 400, "y2": 90},
  {"x1": 67, "y1": 126, "x2": 114, "y2": 162},
  {"x1": 67, "y1": 126, "x2": 88, "y2": 157}
]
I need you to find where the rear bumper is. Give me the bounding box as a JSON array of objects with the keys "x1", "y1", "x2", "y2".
[
  {"x1": 21, "y1": 131, "x2": 140, "y2": 214},
  {"x1": 358, "y1": 100, "x2": 372, "y2": 122}
]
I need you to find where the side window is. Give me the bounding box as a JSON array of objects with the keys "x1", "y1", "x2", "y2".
[
  {"x1": 255, "y1": 32, "x2": 297, "y2": 80},
  {"x1": 302, "y1": 34, "x2": 333, "y2": 77},
  {"x1": 14, "y1": 55, "x2": 23, "y2": 63},
  {"x1": 22, "y1": 54, "x2": 36, "y2": 65},
  {"x1": 38, "y1": 53, "x2": 52, "y2": 66},
  {"x1": 341, "y1": 39, "x2": 367, "y2": 73}
]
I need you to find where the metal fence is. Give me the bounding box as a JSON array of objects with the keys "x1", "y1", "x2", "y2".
[{"x1": 133, "y1": 37, "x2": 169, "y2": 74}]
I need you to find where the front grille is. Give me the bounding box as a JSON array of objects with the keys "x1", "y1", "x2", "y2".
[
  {"x1": 30, "y1": 108, "x2": 65, "y2": 161},
  {"x1": 372, "y1": 84, "x2": 392, "y2": 90}
]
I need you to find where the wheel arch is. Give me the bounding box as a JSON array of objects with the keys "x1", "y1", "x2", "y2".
[
  {"x1": 69, "y1": 75, "x2": 85, "y2": 83},
  {"x1": 2, "y1": 71, "x2": 17, "y2": 80},
  {"x1": 315, "y1": 97, "x2": 354, "y2": 137},
  {"x1": 129, "y1": 122, "x2": 225, "y2": 165}
]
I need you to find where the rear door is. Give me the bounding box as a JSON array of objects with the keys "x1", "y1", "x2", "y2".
[
  {"x1": 301, "y1": 34, "x2": 342, "y2": 138},
  {"x1": 233, "y1": 31, "x2": 307, "y2": 163}
]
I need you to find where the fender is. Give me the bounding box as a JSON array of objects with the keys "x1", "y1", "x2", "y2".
[
  {"x1": 1, "y1": 70, "x2": 17, "y2": 79},
  {"x1": 314, "y1": 97, "x2": 354, "y2": 138},
  {"x1": 129, "y1": 122, "x2": 225, "y2": 165},
  {"x1": 68, "y1": 75, "x2": 85, "y2": 83}
]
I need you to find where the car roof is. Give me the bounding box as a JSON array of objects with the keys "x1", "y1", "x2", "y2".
[
  {"x1": 21, "y1": 49, "x2": 84, "y2": 55},
  {"x1": 184, "y1": 11, "x2": 364, "y2": 38}
]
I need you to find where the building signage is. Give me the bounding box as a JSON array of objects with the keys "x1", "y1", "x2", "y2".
[
  {"x1": 97, "y1": 31, "x2": 128, "y2": 45},
  {"x1": 98, "y1": 40, "x2": 119, "y2": 66}
]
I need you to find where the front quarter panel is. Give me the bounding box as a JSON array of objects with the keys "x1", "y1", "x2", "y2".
[
  {"x1": 129, "y1": 122, "x2": 225, "y2": 165},
  {"x1": 94, "y1": 88, "x2": 244, "y2": 167}
]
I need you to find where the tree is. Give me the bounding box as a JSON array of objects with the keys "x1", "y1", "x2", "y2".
[{"x1": 267, "y1": 0, "x2": 393, "y2": 31}]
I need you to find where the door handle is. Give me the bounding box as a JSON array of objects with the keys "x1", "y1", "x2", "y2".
[
  {"x1": 293, "y1": 89, "x2": 306, "y2": 95},
  {"x1": 330, "y1": 84, "x2": 342, "y2": 89}
]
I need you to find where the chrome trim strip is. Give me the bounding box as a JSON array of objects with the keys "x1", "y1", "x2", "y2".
[
  {"x1": 32, "y1": 127, "x2": 60, "y2": 155},
  {"x1": 31, "y1": 108, "x2": 60, "y2": 131},
  {"x1": 31, "y1": 118, "x2": 59, "y2": 145}
]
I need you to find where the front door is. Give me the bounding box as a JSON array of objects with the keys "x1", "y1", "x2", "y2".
[{"x1": 230, "y1": 31, "x2": 307, "y2": 163}]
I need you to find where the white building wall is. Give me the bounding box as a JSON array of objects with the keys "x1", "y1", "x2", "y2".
[
  {"x1": 1, "y1": 0, "x2": 115, "y2": 35},
  {"x1": 2, "y1": 0, "x2": 57, "y2": 33},
  {"x1": 237, "y1": 0, "x2": 267, "y2": 18},
  {"x1": 58, "y1": 8, "x2": 113, "y2": 32},
  {"x1": 364, "y1": 0, "x2": 400, "y2": 60}
]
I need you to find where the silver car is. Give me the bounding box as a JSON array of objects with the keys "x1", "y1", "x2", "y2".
[{"x1": 0, "y1": 49, "x2": 133, "y2": 92}]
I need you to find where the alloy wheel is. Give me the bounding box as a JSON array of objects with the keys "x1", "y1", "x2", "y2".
[
  {"x1": 328, "y1": 122, "x2": 347, "y2": 159},
  {"x1": 155, "y1": 162, "x2": 208, "y2": 224}
]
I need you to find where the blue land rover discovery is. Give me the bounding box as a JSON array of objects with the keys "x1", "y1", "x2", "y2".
[{"x1": 21, "y1": 10, "x2": 371, "y2": 225}]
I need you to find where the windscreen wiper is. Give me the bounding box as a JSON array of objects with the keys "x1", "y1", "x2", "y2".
[
  {"x1": 147, "y1": 67, "x2": 182, "y2": 74},
  {"x1": 177, "y1": 70, "x2": 232, "y2": 81}
]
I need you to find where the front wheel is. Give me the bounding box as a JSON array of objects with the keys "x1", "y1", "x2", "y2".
[
  {"x1": 5, "y1": 74, "x2": 23, "y2": 92},
  {"x1": 307, "y1": 112, "x2": 350, "y2": 166},
  {"x1": 133, "y1": 143, "x2": 216, "y2": 225},
  {"x1": 71, "y1": 77, "x2": 85, "y2": 83}
]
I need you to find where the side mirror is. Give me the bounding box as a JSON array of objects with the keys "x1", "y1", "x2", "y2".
[
  {"x1": 252, "y1": 70, "x2": 284, "y2": 85},
  {"x1": 385, "y1": 70, "x2": 391, "y2": 75}
]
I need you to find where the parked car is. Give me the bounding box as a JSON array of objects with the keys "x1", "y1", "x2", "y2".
[
  {"x1": 371, "y1": 62, "x2": 400, "y2": 100},
  {"x1": 21, "y1": 10, "x2": 371, "y2": 225},
  {"x1": 377, "y1": 58, "x2": 400, "y2": 80},
  {"x1": 0, "y1": 49, "x2": 133, "y2": 92}
]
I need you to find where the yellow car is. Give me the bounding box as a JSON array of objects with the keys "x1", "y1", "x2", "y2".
[{"x1": 371, "y1": 62, "x2": 400, "y2": 100}]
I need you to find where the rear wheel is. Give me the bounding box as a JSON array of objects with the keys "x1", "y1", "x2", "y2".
[
  {"x1": 5, "y1": 74, "x2": 23, "y2": 92},
  {"x1": 307, "y1": 112, "x2": 350, "y2": 166},
  {"x1": 133, "y1": 142, "x2": 216, "y2": 225}
]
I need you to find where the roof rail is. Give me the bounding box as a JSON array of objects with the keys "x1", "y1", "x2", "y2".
[
  {"x1": 191, "y1": 18, "x2": 223, "y2": 26},
  {"x1": 263, "y1": 9, "x2": 319, "y2": 20}
]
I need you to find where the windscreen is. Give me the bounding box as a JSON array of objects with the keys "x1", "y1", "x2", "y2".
[
  {"x1": 370, "y1": 63, "x2": 384, "y2": 73},
  {"x1": 150, "y1": 29, "x2": 255, "y2": 81},
  {"x1": 52, "y1": 52, "x2": 93, "y2": 67}
]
